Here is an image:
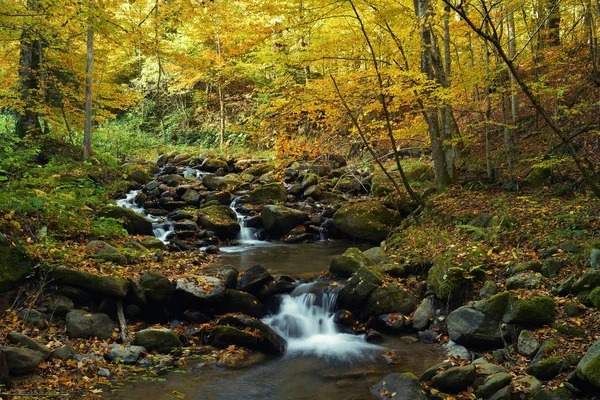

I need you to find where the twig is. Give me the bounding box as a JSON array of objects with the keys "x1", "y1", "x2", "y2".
[{"x1": 116, "y1": 300, "x2": 131, "y2": 343}]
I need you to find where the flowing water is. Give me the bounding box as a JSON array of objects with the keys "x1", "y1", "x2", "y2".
[{"x1": 116, "y1": 190, "x2": 174, "y2": 243}]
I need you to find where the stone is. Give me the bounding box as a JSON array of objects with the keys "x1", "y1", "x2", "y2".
[
  {"x1": 563, "y1": 301, "x2": 585, "y2": 317},
  {"x1": 532, "y1": 387, "x2": 577, "y2": 400},
  {"x1": 554, "y1": 275, "x2": 577, "y2": 296},
  {"x1": 181, "y1": 189, "x2": 201, "y2": 205},
  {"x1": 97, "y1": 368, "x2": 111, "y2": 378},
  {"x1": 518, "y1": 330, "x2": 539, "y2": 358},
  {"x1": 505, "y1": 272, "x2": 543, "y2": 290},
  {"x1": 0, "y1": 236, "x2": 33, "y2": 293},
  {"x1": 526, "y1": 356, "x2": 569, "y2": 380},
  {"x1": 137, "y1": 354, "x2": 174, "y2": 369},
  {"x1": 195, "y1": 205, "x2": 240, "y2": 239},
  {"x1": 489, "y1": 386, "x2": 510, "y2": 400},
  {"x1": 576, "y1": 337, "x2": 600, "y2": 388},
  {"x1": 511, "y1": 375, "x2": 542, "y2": 398},
  {"x1": 480, "y1": 281, "x2": 498, "y2": 299},
  {"x1": 260, "y1": 205, "x2": 309, "y2": 237},
  {"x1": 51, "y1": 345, "x2": 75, "y2": 361},
  {"x1": 202, "y1": 158, "x2": 229, "y2": 173},
  {"x1": 442, "y1": 341, "x2": 470, "y2": 360},
  {"x1": 362, "y1": 247, "x2": 388, "y2": 265},
  {"x1": 216, "y1": 290, "x2": 267, "y2": 318},
  {"x1": 420, "y1": 361, "x2": 453, "y2": 382},
  {"x1": 134, "y1": 329, "x2": 181, "y2": 353},
  {"x1": 139, "y1": 237, "x2": 166, "y2": 250},
  {"x1": 97, "y1": 206, "x2": 153, "y2": 236},
  {"x1": 140, "y1": 269, "x2": 172, "y2": 304},
  {"x1": 329, "y1": 247, "x2": 373, "y2": 277},
  {"x1": 339, "y1": 265, "x2": 385, "y2": 311},
  {"x1": 431, "y1": 363, "x2": 476, "y2": 393},
  {"x1": 218, "y1": 265, "x2": 239, "y2": 288},
  {"x1": 412, "y1": 296, "x2": 437, "y2": 331},
  {"x1": 447, "y1": 306, "x2": 506, "y2": 348},
  {"x1": 51, "y1": 267, "x2": 130, "y2": 298},
  {"x1": 364, "y1": 284, "x2": 418, "y2": 317},
  {"x1": 502, "y1": 295, "x2": 555, "y2": 326},
  {"x1": 591, "y1": 248, "x2": 600, "y2": 270},
  {"x1": 509, "y1": 261, "x2": 542, "y2": 275},
  {"x1": 332, "y1": 201, "x2": 401, "y2": 242},
  {"x1": 236, "y1": 265, "x2": 273, "y2": 294},
  {"x1": 202, "y1": 174, "x2": 241, "y2": 191},
  {"x1": 45, "y1": 295, "x2": 74, "y2": 316},
  {"x1": 17, "y1": 309, "x2": 47, "y2": 329},
  {"x1": 370, "y1": 372, "x2": 427, "y2": 400},
  {"x1": 571, "y1": 269, "x2": 600, "y2": 295},
  {"x1": 541, "y1": 259, "x2": 563, "y2": 279},
  {"x1": 243, "y1": 183, "x2": 286, "y2": 205},
  {"x1": 105, "y1": 344, "x2": 146, "y2": 364},
  {"x1": 6, "y1": 332, "x2": 51, "y2": 360},
  {"x1": 376, "y1": 313, "x2": 411, "y2": 333},
  {"x1": 176, "y1": 276, "x2": 226, "y2": 304},
  {"x1": 66, "y1": 310, "x2": 115, "y2": 339},
  {"x1": 478, "y1": 372, "x2": 512, "y2": 398},
  {"x1": 590, "y1": 287, "x2": 600, "y2": 309},
  {"x1": 0, "y1": 346, "x2": 43, "y2": 374}
]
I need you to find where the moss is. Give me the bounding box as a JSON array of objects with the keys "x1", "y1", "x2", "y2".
[
  {"x1": 0, "y1": 238, "x2": 34, "y2": 293},
  {"x1": 51, "y1": 267, "x2": 129, "y2": 297},
  {"x1": 330, "y1": 248, "x2": 373, "y2": 277},
  {"x1": 244, "y1": 183, "x2": 286, "y2": 204},
  {"x1": 590, "y1": 287, "x2": 600, "y2": 309},
  {"x1": 502, "y1": 295, "x2": 555, "y2": 326},
  {"x1": 580, "y1": 354, "x2": 600, "y2": 388},
  {"x1": 474, "y1": 291, "x2": 511, "y2": 320},
  {"x1": 195, "y1": 205, "x2": 240, "y2": 238},
  {"x1": 332, "y1": 201, "x2": 401, "y2": 242}
]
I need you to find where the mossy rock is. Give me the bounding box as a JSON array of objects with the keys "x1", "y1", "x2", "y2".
[
  {"x1": 502, "y1": 295, "x2": 555, "y2": 326},
  {"x1": 51, "y1": 267, "x2": 130, "y2": 298},
  {"x1": 330, "y1": 247, "x2": 373, "y2": 277},
  {"x1": 243, "y1": 183, "x2": 286, "y2": 205},
  {"x1": 85, "y1": 240, "x2": 128, "y2": 264},
  {"x1": 526, "y1": 356, "x2": 569, "y2": 380},
  {"x1": 527, "y1": 166, "x2": 552, "y2": 188},
  {"x1": 384, "y1": 233, "x2": 404, "y2": 251},
  {"x1": 195, "y1": 205, "x2": 240, "y2": 239},
  {"x1": 97, "y1": 206, "x2": 154, "y2": 236},
  {"x1": 370, "y1": 169, "x2": 401, "y2": 197},
  {"x1": 363, "y1": 284, "x2": 418, "y2": 317},
  {"x1": 576, "y1": 337, "x2": 600, "y2": 389},
  {"x1": 332, "y1": 201, "x2": 401, "y2": 242},
  {"x1": 428, "y1": 247, "x2": 487, "y2": 303},
  {"x1": 339, "y1": 265, "x2": 385, "y2": 311},
  {"x1": 134, "y1": 328, "x2": 181, "y2": 353},
  {"x1": 261, "y1": 205, "x2": 309, "y2": 237},
  {"x1": 202, "y1": 174, "x2": 243, "y2": 191},
  {"x1": 590, "y1": 287, "x2": 600, "y2": 309},
  {"x1": 474, "y1": 291, "x2": 511, "y2": 320},
  {"x1": 0, "y1": 236, "x2": 34, "y2": 293}
]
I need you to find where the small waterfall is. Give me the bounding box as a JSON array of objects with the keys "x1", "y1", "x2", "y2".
[
  {"x1": 116, "y1": 190, "x2": 174, "y2": 244},
  {"x1": 263, "y1": 283, "x2": 380, "y2": 360},
  {"x1": 183, "y1": 167, "x2": 207, "y2": 179},
  {"x1": 224, "y1": 199, "x2": 269, "y2": 251}
]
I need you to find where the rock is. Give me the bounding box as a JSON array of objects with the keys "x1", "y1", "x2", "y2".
[
  {"x1": 420, "y1": 361, "x2": 453, "y2": 382},
  {"x1": 506, "y1": 272, "x2": 543, "y2": 290},
  {"x1": 412, "y1": 296, "x2": 437, "y2": 331},
  {"x1": 509, "y1": 261, "x2": 542, "y2": 275},
  {"x1": 527, "y1": 166, "x2": 551, "y2": 187},
  {"x1": 431, "y1": 363, "x2": 476, "y2": 393},
  {"x1": 558, "y1": 240, "x2": 580, "y2": 254},
  {"x1": 502, "y1": 295, "x2": 555, "y2": 326},
  {"x1": 591, "y1": 248, "x2": 600, "y2": 270},
  {"x1": 480, "y1": 281, "x2": 499, "y2": 299},
  {"x1": 51, "y1": 267, "x2": 130, "y2": 298},
  {"x1": 590, "y1": 287, "x2": 600, "y2": 309},
  {"x1": 518, "y1": 330, "x2": 539, "y2": 358},
  {"x1": 195, "y1": 205, "x2": 240, "y2": 239},
  {"x1": 339, "y1": 265, "x2": 385, "y2": 310},
  {"x1": 66, "y1": 310, "x2": 115, "y2": 339},
  {"x1": 97, "y1": 368, "x2": 111, "y2": 378},
  {"x1": 137, "y1": 354, "x2": 174, "y2": 369},
  {"x1": 236, "y1": 265, "x2": 273, "y2": 294},
  {"x1": 335, "y1": 176, "x2": 363, "y2": 193},
  {"x1": 51, "y1": 345, "x2": 75, "y2": 361},
  {"x1": 7, "y1": 332, "x2": 51, "y2": 360},
  {"x1": 260, "y1": 205, "x2": 309, "y2": 237},
  {"x1": 511, "y1": 375, "x2": 542, "y2": 398},
  {"x1": 205, "y1": 191, "x2": 233, "y2": 205},
  {"x1": 84, "y1": 240, "x2": 127, "y2": 264},
  {"x1": 0, "y1": 350, "x2": 9, "y2": 388},
  {"x1": 202, "y1": 174, "x2": 242, "y2": 191},
  {"x1": 174, "y1": 220, "x2": 197, "y2": 231},
  {"x1": 442, "y1": 341, "x2": 470, "y2": 360},
  {"x1": 447, "y1": 306, "x2": 506, "y2": 348},
  {"x1": 541, "y1": 259, "x2": 563, "y2": 279},
  {"x1": 377, "y1": 313, "x2": 411, "y2": 333},
  {"x1": 303, "y1": 184, "x2": 323, "y2": 199},
  {"x1": 532, "y1": 387, "x2": 577, "y2": 400},
  {"x1": 140, "y1": 269, "x2": 172, "y2": 304},
  {"x1": 139, "y1": 237, "x2": 166, "y2": 250},
  {"x1": 105, "y1": 344, "x2": 146, "y2": 364},
  {"x1": 576, "y1": 337, "x2": 600, "y2": 388},
  {"x1": 217, "y1": 290, "x2": 267, "y2": 318},
  {"x1": 45, "y1": 295, "x2": 74, "y2": 316},
  {"x1": 181, "y1": 189, "x2": 201, "y2": 205},
  {"x1": 555, "y1": 275, "x2": 577, "y2": 296},
  {"x1": 243, "y1": 183, "x2": 286, "y2": 205},
  {"x1": 370, "y1": 372, "x2": 427, "y2": 400},
  {"x1": 332, "y1": 201, "x2": 401, "y2": 242},
  {"x1": 329, "y1": 247, "x2": 373, "y2": 277},
  {"x1": 472, "y1": 358, "x2": 507, "y2": 377},
  {"x1": 134, "y1": 329, "x2": 181, "y2": 353},
  {"x1": 17, "y1": 309, "x2": 47, "y2": 329},
  {"x1": 363, "y1": 247, "x2": 388, "y2": 265},
  {"x1": 563, "y1": 301, "x2": 585, "y2": 317},
  {"x1": 0, "y1": 346, "x2": 43, "y2": 374},
  {"x1": 176, "y1": 276, "x2": 226, "y2": 304},
  {"x1": 478, "y1": 372, "x2": 512, "y2": 398},
  {"x1": 97, "y1": 206, "x2": 153, "y2": 236},
  {"x1": 364, "y1": 284, "x2": 418, "y2": 317},
  {"x1": 218, "y1": 265, "x2": 239, "y2": 288},
  {"x1": 489, "y1": 386, "x2": 510, "y2": 400},
  {"x1": 571, "y1": 269, "x2": 600, "y2": 303},
  {"x1": 0, "y1": 236, "x2": 33, "y2": 293},
  {"x1": 526, "y1": 356, "x2": 569, "y2": 380},
  {"x1": 202, "y1": 158, "x2": 229, "y2": 173}
]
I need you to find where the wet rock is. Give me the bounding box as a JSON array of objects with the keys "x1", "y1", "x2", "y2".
[
  {"x1": 364, "y1": 284, "x2": 418, "y2": 317},
  {"x1": 442, "y1": 341, "x2": 470, "y2": 360},
  {"x1": 181, "y1": 189, "x2": 201, "y2": 205},
  {"x1": 431, "y1": 363, "x2": 476, "y2": 393},
  {"x1": 447, "y1": 306, "x2": 506, "y2": 348},
  {"x1": 526, "y1": 356, "x2": 569, "y2": 380},
  {"x1": 174, "y1": 220, "x2": 198, "y2": 231},
  {"x1": 105, "y1": 344, "x2": 146, "y2": 364},
  {"x1": 330, "y1": 247, "x2": 373, "y2": 277},
  {"x1": 363, "y1": 247, "x2": 388, "y2": 265},
  {"x1": 218, "y1": 265, "x2": 239, "y2": 288},
  {"x1": 365, "y1": 330, "x2": 384, "y2": 343},
  {"x1": 257, "y1": 276, "x2": 296, "y2": 299},
  {"x1": 478, "y1": 372, "x2": 512, "y2": 399},
  {"x1": 66, "y1": 310, "x2": 115, "y2": 339},
  {"x1": 137, "y1": 354, "x2": 174, "y2": 369},
  {"x1": 140, "y1": 270, "x2": 173, "y2": 304},
  {"x1": 202, "y1": 174, "x2": 241, "y2": 191},
  {"x1": 243, "y1": 183, "x2": 286, "y2": 205},
  {"x1": 412, "y1": 296, "x2": 437, "y2": 331},
  {"x1": 377, "y1": 313, "x2": 411, "y2": 333},
  {"x1": 518, "y1": 330, "x2": 539, "y2": 358},
  {"x1": 261, "y1": 205, "x2": 309, "y2": 237},
  {"x1": 332, "y1": 201, "x2": 401, "y2": 242},
  {"x1": 134, "y1": 329, "x2": 181, "y2": 353},
  {"x1": 0, "y1": 346, "x2": 43, "y2": 374},
  {"x1": 339, "y1": 265, "x2": 384, "y2": 310},
  {"x1": 51, "y1": 345, "x2": 75, "y2": 361},
  {"x1": 51, "y1": 267, "x2": 130, "y2": 298},
  {"x1": 217, "y1": 290, "x2": 266, "y2": 318},
  {"x1": 370, "y1": 372, "x2": 427, "y2": 400},
  {"x1": 420, "y1": 361, "x2": 453, "y2": 382},
  {"x1": 17, "y1": 309, "x2": 47, "y2": 329},
  {"x1": 236, "y1": 265, "x2": 273, "y2": 294},
  {"x1": 202, "y1": 158, "x2": 229, "y2": 173},
  {"x1": 97, "y1": 206, "x2": 153, "y2": 236},
  {"x1": 196, "y1": 205, "x2": 240, "y2": 239},
  {"x1": 176, "y1": 276, "x2": 226, "y2": 304},
  {"x1": 7, "y1": 332, "x2": 51, "y2": 360},
  {"x1": 139, "y1": 237, "x2": 166, "y2": 250}
]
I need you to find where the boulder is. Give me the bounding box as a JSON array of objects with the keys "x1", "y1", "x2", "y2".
[
  {"x1": 51, "y1": 267, "x2": 129, "y2": 298},
  {"x1": 329, "y1": 247, "x2": 373, "y2": 277},
  {"x1": 526, "y1": 356, "x2": 569, "y2": 380},
  {"x1": 140, "y1": 270, "x2": 172, "y2": 304},
  {"x1": 431, "y1": 363, "x2": 476, "y2": 393},
  {"x1": 518, "y1": 330, "x2": 539, "y2": 358},
  {"x1": 181, "y1": 189, "x2": 201, "y2": 205},
  {"x1": 0, "y1": 346, "x2": 43, "y2": 374},
  {"x1": 134, "y1": 328, "x2": 181, "y2": 353},
  {"x1": 216, "y1": 290, "x2": 267, "y2": 318},
  {"x1": 6, "y1": 332, "x2": 51, "y2": 360},
  {"x1": 362, "y1": 247, "x2": 388, "y2": 265},
  {"x1": 591, "y1": 248, "x2": 600, "y2": 270},
  {"x1": 502, "y1": 295, "x2": 555, "y2": 326},
  {"x1": 202, "y1": 174, "x2": 242, "y2": 191},
  {"x1": 364, "y1": 284, "x2": 418, "y2": 317},
  {"x1": 201, "y1": 158, "x2": 229, "y2": 173},
  {"x1": 447, "y1": 306, "x2": 506, "y2": 348},
  {"x1": 66, "y1": 310, "x2": 115, "y2": 339},
  {"x1": 505, "y1": 272, "x2": 543, "y2": 290},
  {"x1": 576, "y1": 337, "x2": 600, "y2": 388},
  {"x1": 478, "y1": 372, "x2": 512, "y2": 399},
  {"x1": 237, "y1": 265, "x2": 273, "y2": 294},
  {"x1": 243, "y1": 183, "x2": 286, "y2": 205},
  {"x1": 339, "y1": 265, "x2": 385, "y2": 311},
  {"x1": 175, "y1": 276, "x2": 226, "y2": 304},
  {"x1": 370, "y1": 372, "x2": 427, "y2": 400},
  {"x1": 260, "y1": 205, "x2": 309, "y2": 237},
  {"x1": 195, "y1": 205, "x2": 240, "y2": 239},
  {"x1": 139, "y1": 237, "x2": 166, "y2": 250},
  {"x1": 412, "y1": 296, "x2": 437, "y2": 331},
  {"x1": 51, "y1": 345, "x2": 75, "y2": 361},
  {"x1": 541, "y1": 259, "x2": 563, "y2": 279},
  {"x1": 511, "y1": 375, "x2": 542, "y2": 398},
  {"x1": 332, "y1": 201, "x2": 401, "y2": 242},
  {"x1": 97, "y1": 206, "x2": 153, "y2": 236},
  {"x1": 105, "y1": 344, "x2": 146, "y2": 364},
  {"x1": 0, "y1": 236, "x2": 33, "y2": 293},
  {"x1": 17, "y1": 309, "x2": 47, "y2": 329},
  {"x1": 85, "y1": 240, "x2": 127, "y2": 264}
]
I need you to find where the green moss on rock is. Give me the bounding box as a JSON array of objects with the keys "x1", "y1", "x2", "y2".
[
  {"x1": 502, "y1": 295, "x2": 555, "y2": 326},
  {"x1": 332, "y1": 201, "x2": 401, "y2": 242},
  {"x1": 0, "y1": 237, "x2": 33, "y2": 293}
]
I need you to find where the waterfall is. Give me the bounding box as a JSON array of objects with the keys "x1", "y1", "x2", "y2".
[
  {"x1": 116, "y1": 190, "x2": 174, "y2": 244},
  {"x1": 223, "y1": 199, "x2": 270, "y2": 251},
  {"x1": 263, "y1": 283, "x2": 380, "y2": 360}
]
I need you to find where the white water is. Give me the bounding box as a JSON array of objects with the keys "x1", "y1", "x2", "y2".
[
  {"x1": 263, "y1": 283, "x2": 381, "y2": 360},
  {"x1": 183, "y1": 167, "x2": 207, "y2": 179},
  {"x1": 116, "y1": 190, "x2": 174, "y2": 243},
  {"x1": 221, "y1": 199, "x2": 275, "y2": 253}
]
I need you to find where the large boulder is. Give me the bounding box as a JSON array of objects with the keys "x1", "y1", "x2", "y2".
[
  {"x1": 364, "y1": 284, "x2": 418, "y2": 317},
  {"x1": 195, "y1": 205, "x2": 240, "y2": 239},
  {"x1": 0, "y1": 236, "x2": 33, "y2": 293},
  {"x1": 201, "y1": 158, "x2": 229, "y2": 173},
  {"x1": 175, "y1": 276, "x2": 226, "y2": 304},
  {"x1": 97, "y1": 206, "x2": 153, "y2": 236},
  {"x1": 85, "y1": 240, "x2": 127, "y2": 264},
  {"x1": 236, "y1": 265, "x2": 273, "y2": 294},
  {"x1": 428, "y1": 247, "x2": 487, "y2": 303},
  {"x1": 51, "y1": 267, "x2": 129, "y2": 298},
  {"x1": 66, "y1": 310, "x2": 115, "y2": 339},
  {"x1": 6, "y1": 332, "x2": 51, "y2": 360},
  {"x1": 202, "y1": 174, "x2": 242, "y2": 191},
  {"x1": 329, "y1": 247, "x2": 373, "y2": 277},
  {"x1": 244, "y1": 183, "x2": 287, "y2": 205},
  {"x1": 134, "y1": 328, "x2": 181, "y2": 353},
  {"x1": 431, "y1": 363, "x2": 476, "y2": 393},
  {"x1": 339, "y1": 266, "x2": 385, "y2": 311},
  {"x1": 332, "y1": 201, "x2": 401, "y2": 242},
  {"x1": 447, "y1": 306, "x2": 506, "y2": 348},
  {"x1": 576, "y1": 337, "x2": 600, "y2": 389},
  {"x1": 370, "y1": 372, "x2": 427, "y2": 400},
  {"x1": 0, "y1": 346, "x2": 43, "y2": 374},
  {"x1": 502, "y1": 295, "x2": 555, "y2": 326},
  {"x1": 140, "y1": 270, "x2": 172, "y2": 304},
  {"x1": 260, "y1": 205, "x2": 309, "y2": 237},
  {"x1": 105, "y1": 344, "x2": 146, "y2": 365},
  {"x1": 216, "y1": 290, "x2": 267, "y2": 318}
]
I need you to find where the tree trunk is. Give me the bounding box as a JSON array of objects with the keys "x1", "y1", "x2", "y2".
[
  {"x1": 507, "y1": 11, "x2": 519, "y2": 125},
  {"x1": 216, "y1": 36, "x2": 225, "y2": 148},
  {"x1": 83, "y1": 3, "x2": 94, "y2": 159}
]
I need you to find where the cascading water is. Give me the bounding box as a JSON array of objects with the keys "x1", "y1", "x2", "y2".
[
  {"x1": 263, "y1": 283, "x2": 381, "y2": 360},
  {"x1": 222, "y1": 199, "x2": 274, "y2": 253},
  {"x1": 116, "y1": 190, "x2": 174, "y2": 243}
]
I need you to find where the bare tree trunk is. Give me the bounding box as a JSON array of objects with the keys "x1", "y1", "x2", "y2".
[
  {"x1": 83, "y1": 1, "x2": 94, "y2": 159},
  {"x1": 216, "y1": 36, "x2": 225, "y2": 148},
  {"x1": 507, "y1": 11, "x2": 519, "y2": 125},
  {"x1": 484, "y1": 38, "x2": 492, "y2": 179},
  {"x1": 501, "y1": 92, "x2": 513, "y2": 181}
]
